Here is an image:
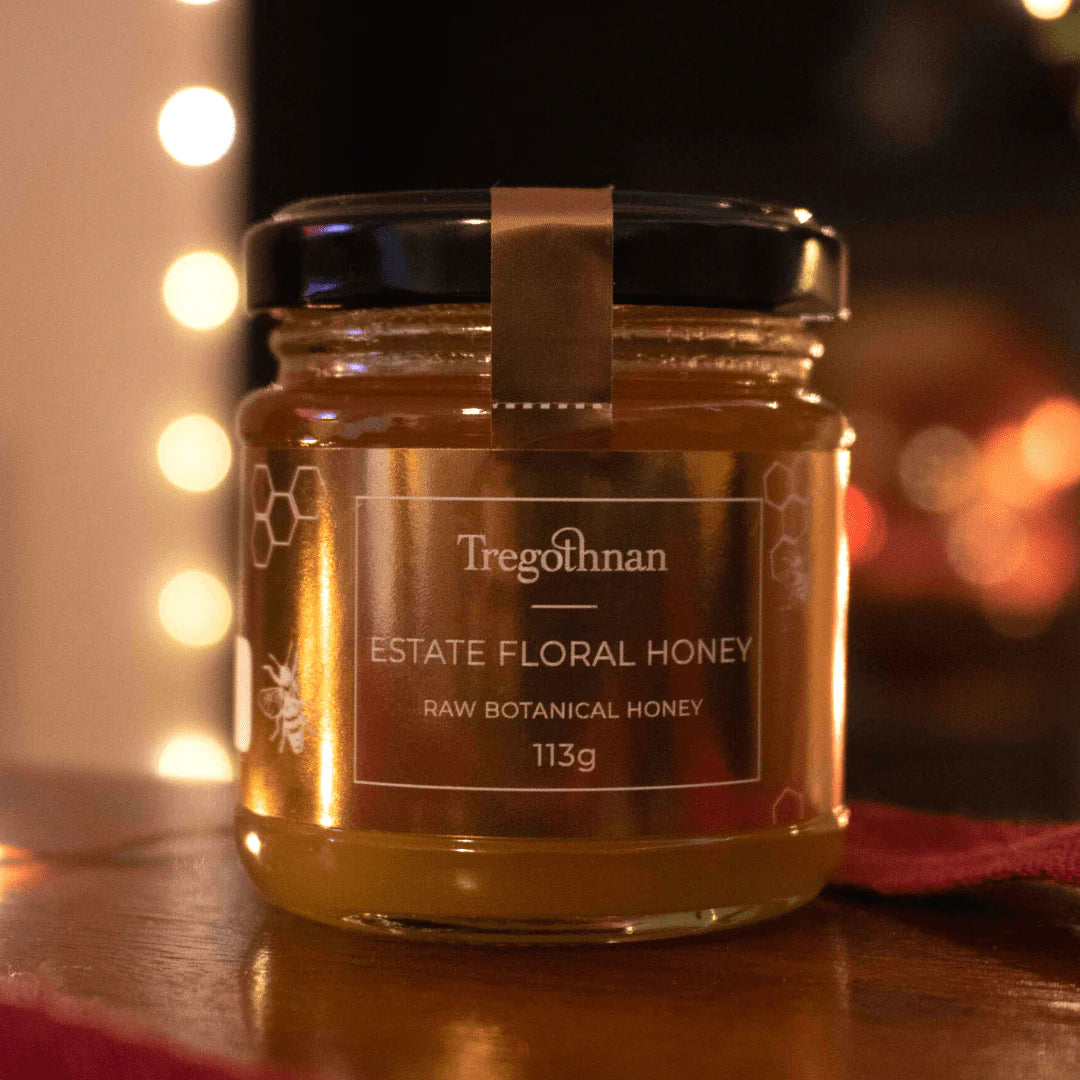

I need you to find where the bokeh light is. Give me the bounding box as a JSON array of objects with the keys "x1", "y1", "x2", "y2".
[
  {"x1": 163, "y1": 251, "x2": 239, "y2": 329},
  {"x1": 244, "y1": 832, "x2": 262, "y2": 856},
  {"x1": 979, "y1": 424, "x2": 1048, "y2": 508},
  {"x1": 0, "y1": 845, "x2": 30, "y2": 866},
  {"x1": 1022, "y1": 0, "x2": 1071, "y2": 19},
  {"x1": 981, "y1": 516, "x2": 1079, "y2": 615},
  {"x1": 157, "y1": 414, "x2": 232, "y2": 492},
  {"x1": 846, "y1": 485, "x2": 888, "y2": 565},
  {"x1": 897, "y1": 425, "x2": 977, "y2": 513},
  {"x1": 1020, "y1": 397, "x2": 1080, "y2": 490},
  {"x1": 158, "y1": 87, "x2": 235, "y2": 166},
  {"x1": 946, "y1": 502, "x2": 1029, "y2": 587},
  {"x1": 158, "y1": 570, "x2": 232, "y2": 646},
  {"x1": 0, "y1": 845, "x2": 42, "y2": 893},
  {"x1": 156, "y1": 733, "x2": 235, "y2": 782}
]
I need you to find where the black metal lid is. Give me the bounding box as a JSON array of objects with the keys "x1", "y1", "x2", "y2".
[{"x1": 244, "y1": 189, "x2": 847, "y2": 319}]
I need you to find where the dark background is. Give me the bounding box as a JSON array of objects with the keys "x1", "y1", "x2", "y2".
[{"x1": 248, "y1": 0, "x2": 1080, "y2": 818}]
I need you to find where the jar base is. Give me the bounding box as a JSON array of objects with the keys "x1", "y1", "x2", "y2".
[
  {"x1": 237, "y1": 807, "x2": 844, "y2": 943},
  {"x1": 339, "y1": 895, "x2": 814, "y2": 945}
]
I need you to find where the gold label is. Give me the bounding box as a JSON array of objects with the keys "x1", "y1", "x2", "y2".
[{"x1": 237, "y1": 448, "x2": 846, "y2": 839}]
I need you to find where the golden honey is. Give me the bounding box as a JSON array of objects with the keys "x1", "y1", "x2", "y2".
[{"x1": 235, "y1": 192, "x2": 851, "y2": 943}]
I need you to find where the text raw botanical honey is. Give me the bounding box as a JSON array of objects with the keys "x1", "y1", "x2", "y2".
[{"x1": 235, "y1": 189, "x2": 853, "y2": 943}]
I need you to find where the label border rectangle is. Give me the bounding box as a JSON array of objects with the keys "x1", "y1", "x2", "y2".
[{"x1": 353, "y1": 496, "x2": 763, "y2": 793}]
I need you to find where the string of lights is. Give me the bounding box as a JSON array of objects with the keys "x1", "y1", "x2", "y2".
[{"x1": 153, "y1": 0, "x2": 238, "y2": 784}]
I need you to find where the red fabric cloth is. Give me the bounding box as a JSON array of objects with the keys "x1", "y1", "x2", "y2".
[
  {"x1": 832, "y1": 799, "x2": 1080, "y2": 894},
  {"x1": 0, "y1": 979, "x2": 308, "y2": 1080}
]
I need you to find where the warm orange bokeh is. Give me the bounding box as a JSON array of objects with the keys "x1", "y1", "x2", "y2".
[
  {"x1": 1021, "y1": 397, "x2": 1080, "y2": 491},
  {"x1": 979, "y1": 424, "x2": 1047, "y2": 509},
  {"x1": 846, "y1": 485, "x2": 887, "y2": 565}
]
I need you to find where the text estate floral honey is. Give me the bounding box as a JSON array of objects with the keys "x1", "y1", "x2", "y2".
[{"x1": 235, "y1": 189, "x2": 853, "y2": 943}]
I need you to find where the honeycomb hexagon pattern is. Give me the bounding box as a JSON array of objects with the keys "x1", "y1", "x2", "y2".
[
  {"x1": 251, "y1": 465, "x2": 273, "y2": 516},
  {"x1": 250, "y1": 465, "x2": 326, "y2": 568},
  {"x1": 763, "y1": 460, "x2": 811, "y2": 607}
]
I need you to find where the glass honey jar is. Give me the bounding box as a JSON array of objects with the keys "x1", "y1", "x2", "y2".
[{"x1": 235, "y1": 189, "x2": 852, "y2": 943}]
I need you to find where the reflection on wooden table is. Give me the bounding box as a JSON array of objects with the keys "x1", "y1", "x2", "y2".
[{"x1": 0, "y1": 767, "x2": 1077, "y2": 1079}]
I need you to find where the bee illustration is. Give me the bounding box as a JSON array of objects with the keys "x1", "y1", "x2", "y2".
[{"x1": 258, "y1": 642, "x2": 309, "y2": 754}]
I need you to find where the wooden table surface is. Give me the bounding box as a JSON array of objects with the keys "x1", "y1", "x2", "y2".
[{"x1": 0, "y1": 768, "x2": 1078, "y2": 1080}]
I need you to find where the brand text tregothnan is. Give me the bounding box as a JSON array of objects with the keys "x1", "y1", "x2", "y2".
[{"x1": 457, "y1": 526, "x2": 667, "y2": 584}]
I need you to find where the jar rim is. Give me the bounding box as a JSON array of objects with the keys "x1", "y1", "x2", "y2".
[
  {"x1": 245, "y1": 189, "x2": 847, "y2": 320},
  {"x1": 269, "y1": 304, "x2": 820, "y2": 384}
]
